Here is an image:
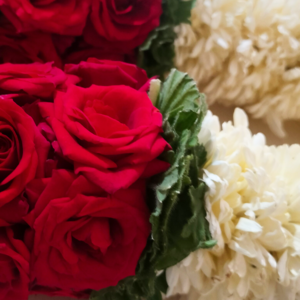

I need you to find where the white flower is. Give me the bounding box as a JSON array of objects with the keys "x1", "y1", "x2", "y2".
[
  {"x1": 166, "y1": 108, "x2": 300, "y2": 300},
  {"x1": 174, "y1": 0, "x2": 300, "y2": 136}
]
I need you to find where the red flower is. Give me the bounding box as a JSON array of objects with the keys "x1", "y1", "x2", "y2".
[
  {"x1": 0, "y1": 226, "x2": 30, "y2": 300},
  {"x1": 84, "y1": 0, "x2": 162, "y2": 51},
  {"x1": 63, "y1": 44, "x2": 137, "y2": 66},
  {"x1": 51, "y1": 34, "x2": 76, "y2": 56},
  {"x1": 0, "y1": 0, "x2": 91, "y2": 35},
  {"x1": 0, "y1": 98, "x2": 49, "y2": 225},
  {"x1": 0, "y1": 17, "x2": 62, "y2": 67},
  {"x1": 22, "y1": 100, "x2": 73, "y2": 179},
  {"x1": 40, "y1": 83, "x2": 169, "y2": 193},
  {"x1": 28, "y1": 170, "x2": 151, "y2": 296},
  {"x1": 65, "y1": 58, "x2": 149, "y2": 89},
  {"x1": 0, "y1": 62, "x2": 67, "y2": 99}
]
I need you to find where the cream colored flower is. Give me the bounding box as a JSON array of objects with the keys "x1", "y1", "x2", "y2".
[
  {"x1": 166, "y1": 108, "x2": 300, "y2": 300},
  {"x1": 175, "y1": 0, "x2": 300, "y2": 136}
]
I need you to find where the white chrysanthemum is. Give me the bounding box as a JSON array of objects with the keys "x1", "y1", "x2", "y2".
[
  {"x1": 166, "y1": 108, "x2": 300, "y2": 300},
  {"x1": 175, "y1": 0, "x2": 300, "y2": 136}
]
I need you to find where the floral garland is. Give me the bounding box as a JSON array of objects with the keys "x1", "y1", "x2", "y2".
[
  {"x1": 174, "y1": 0, "x2": 300, "y2": 136},
  {"x1": 166, "y1": 108, "x2": 300, "y2": 300},
  {"x1": 0, "y1": 1, "x2": 300, "y2": 300}
]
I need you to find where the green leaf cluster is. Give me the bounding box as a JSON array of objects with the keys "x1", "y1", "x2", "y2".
[
  {"x1": 90, "y1": 70, "x2": 216, "y2": 300},
  {"x1": 149, "y1": 69, "x2": 216, "y2": 270},
  {"x1": 138, "y1": 0, "x2": 196, "y2": 78}
]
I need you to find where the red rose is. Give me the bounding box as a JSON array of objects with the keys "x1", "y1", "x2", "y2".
[
  {"x1": 28, "y1": 170, "x2": 151, "y2": 295},
  {"x1": 22, "y1": 100, "x2": 73, "y2": 179},
  {"x1": 65, "y1": 58, "x2": 149, "y2": 89},
  {"x1": 61, "y1": 38, "x2": 137, "y2": 66},
  {"x1": 0, "y1": 226, "x2": 30, "y2": 300},
  {"x1": 0, "y1": 62, "x2": 67, "y2": 99},
  {"x1": 40, "y1": 83, "x2": 169, "y2": 193},
  {"x1": 64, "y1": 46, "x2": 136, "y2": 66},
  {"x1": 0, "y1": 18, "x2": 61, "y2": 67},
  {"x1": 84, "y1": 0, "x2": 162, "y2": 50},
  {"x1": 0, "y1": 0, "x2": 91, "y2": 35},
  {"x1": 0, "y1": 98, "x2": 49, "y2": 225},
  {"x1": 51, "y1": 34, "x2": 75, "y2": 56},
  {"x1": 0, "y1": 196, "x2": 29, "y2": 225}
]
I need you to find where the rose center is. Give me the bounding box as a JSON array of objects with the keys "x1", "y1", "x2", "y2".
[
  {"x1": 72, "y1": 218, "x2": 113, "y2": 258},
  {"x1": 0, "y1": 126, "x2": 21, "y2": 186},
  {"x1": 85, "y1": 99, "x2": 120, "y2": 121},
  {"x1": 82, "y1": 100, "x2": 129, "y2": 138},
  {"x1": 0, "y1": 133, "x2": 11, "y2": 155}
]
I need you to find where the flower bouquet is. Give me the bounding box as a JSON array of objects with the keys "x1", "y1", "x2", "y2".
[
  {"x1": 0, "y1": 0, "x2": 195, "y2": 77},
  {"x1": 1, "y1": 1, "x2": 300, "y2": 300},
  {"x1": 166, "y1": 108, "x2": 300, "y2": 300},
  {"x1": 0, "y1": 59, "x2": 215, "y2": 299},
  {"x1": 174, "y1": 0, "x2": 300, "y2": 136}
]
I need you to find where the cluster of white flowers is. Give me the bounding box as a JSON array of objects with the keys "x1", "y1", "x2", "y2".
[
  {"x1": 166, "y1": 109, "x2": 300, "y2": 300},
  {"x1": 175, "y1": 0, "x2": 300, "y2": 136}
]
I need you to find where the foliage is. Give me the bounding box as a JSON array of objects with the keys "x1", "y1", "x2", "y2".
[{"x1": 138, "y1": 0, "x2": 196, "y2": 78}]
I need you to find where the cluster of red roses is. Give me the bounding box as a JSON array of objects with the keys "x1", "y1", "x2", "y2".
[
  {"x1": 0, "y1": 59, "x2": 170, "y2": 299},
  {"x1": 0, "y1": 0, "x2": 162, "y2": 67}
]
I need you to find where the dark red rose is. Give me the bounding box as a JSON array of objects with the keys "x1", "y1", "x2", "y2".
[
  {"x1": 22, "y1": 101, "x2": 56, "y2": 137},
  {"x1": 0, "y1": 18, "x2": 61, "y2": 67},
  {"x1": 28, "y1": 170, "x2": 151, "y2": 296},
  {"x1": 0, "y1": 62, "x2": 80, "y2": 108},
  {"x1": 62, "y1": 38, "x2": 137, "y2": 65},
  {"x1": 65, "y1": 58, "x2": 149, "y2": 89},
  {"x1": 0, "y1": 0, "x2": 91, "y2": 35},
  {"x1": 39, "y1": 83, "x2": 169, "y2": 193},
  {"x1": 22, "y1": 101, "x2": 73, "y2": 178},
  {"x1": 84, "y1": 0, "x2": 162, "y2": 51},
  {"x1": 0, "y1": 196, "x2": 29, "y2": 225},
  {"x1": 0, "y1": 226, "x2": 30, "y2": 300},
  {"x1": 0, "y1": 98, "x2": 49, "y2": 225},
  {"x1": 51, "y1": 34, "x2": 75, "y2": 56},
  {"x1": 64, "y1": 46, "x2": 136, "y2": 66},
  {"x1": 0, "y1": 62, "x2": 67, "y2": 98}
]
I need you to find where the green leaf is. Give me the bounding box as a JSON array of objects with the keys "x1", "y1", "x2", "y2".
[
  {"x1": 155, "y1": 271, "x2": 168, "y2": 295},
  {"x1": 138, "y1": 26, "x2": 175, "y2": 78},
  {"x1": 157, "y1": 69, "x2": 202, "y2": 115},
  {"x1": 164, "y1": 0, "x2": 197, "y2": 25},
  {"x1": 138, "y1": 0, "x2": 196, "y2": 78},
  {"x1": 149, "y1": 70, "x2": 215, "y2": 270},
  {"x1": 182, "y1": 184, "x2": 208, "y2": 240},
  {"x1": 140, "y1": 30, "x2": 159, "y2": 52}
]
